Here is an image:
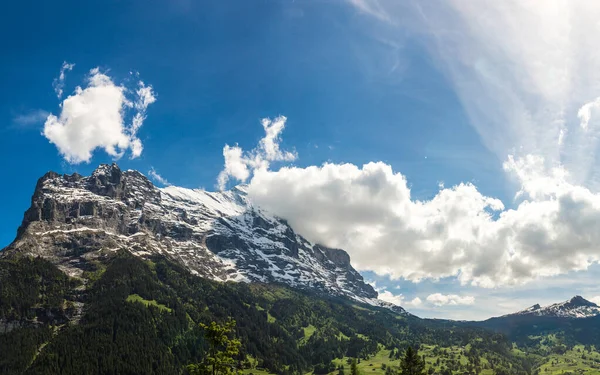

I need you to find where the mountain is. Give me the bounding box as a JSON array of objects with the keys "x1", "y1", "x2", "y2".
[
  {"x1": 0, "y1": 249, "x2": 525, "y2": 375},
  {"x1": 3, "y1": 164, "x2": 600, "y2": 375},
  {"x1": 503, "y1": 296, "x2": 600, "y2": 319},
  {"x1": 469, "y1": 296, "x2": 600, "y2": 348},
  {"x1": 2, "y1": 163, "x2": 403, "y2": 312},
  {"x1": 0, "y1": 164, "x2": 516, "y2": 373}
]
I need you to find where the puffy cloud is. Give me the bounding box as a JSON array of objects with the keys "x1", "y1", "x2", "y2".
[
  {"x1": 217, "y1": 116, "x2": 296, "y2": 190},
  {"x1": 590, "y1": 296, "x2": 600, "y2": 306},
  {"x1": 214, "y1": 0, "x2": 600, "y2": 290},
  {"x1": 148, "y1": 167, "x2": 171, "y2": 186},
  {"x1": 233, "y1": 1, "x2": 600, "y2": 289},
  {"x1": 218, "y1": 145, "x2": 251, "y2": 190},
  {"x1": 52, "y1": 61, "x2": 75, "y2": 98},
  {"x1": 242, "y1": 129, "x2": 600, "y2": 287},
  {"x1": 426, "y1": 293, "x2": 475, "y2": 307},
  {"x1": 43, "y1": 67, "x2": 156, "y2": 164},
  {"x1": 378, "y1": 290, "x2": 405, "y2": 305},
  {"x1": 259, "y1": 117, "x2": 297, "y2": 162},
  {"x1": 368, "y1": 281, "x2": 421, "y2": 307}
]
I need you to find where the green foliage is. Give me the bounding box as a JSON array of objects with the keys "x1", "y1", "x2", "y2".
[
  {"x1": 351, "y1": 358, "x2": 359, "y2": 375},
  {"x1": 0, "y1": 251, "x2": 576, "y2": 375},
  {"x1": 126, "y1": 293, "x2": 172, "y2": 312},
  {"x1": 0, "y1": 255, "x2": 79, "y2": 321},
  {"x1": 400, "y1": 347, "x2": 426, "y2": 375},
  {"x1": 188, "y1": 320, "x2": 241, "y2": 375},
  {"x1": 313, "y1": 361, "x2": 336, "y2": 374},
  {"x1": 0, "y1": 255, "x2": 80, "y2": 374},
  {"x1": 0, "y1": 326, "x2": 53, "y2": 375}
]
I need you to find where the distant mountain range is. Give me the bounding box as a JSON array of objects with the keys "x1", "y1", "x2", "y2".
[
  {"x1": 502, "y1": 296, "x2": 600, "y2": 319},
  {"x1": 467, "y1": 296, "x2": 600, "y2": 348}
]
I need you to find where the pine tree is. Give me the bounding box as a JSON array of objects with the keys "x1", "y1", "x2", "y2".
[
  {"x1": 400, "y1": 347, "x2": 426, "y2": 375},
  {"x1": 187, "y1": 319, "x2": 241, "y2": 375},
  {"x1": 351, "y1": 358, "x2": 359, "y2": 375}
]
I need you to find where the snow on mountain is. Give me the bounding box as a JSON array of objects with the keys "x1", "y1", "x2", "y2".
[
  {"x1": 506, "y1": 296, "x2": 600, "y2": 319},
  {"x1": 2, "y1": 163, "x2": 407, "y2": 314}
]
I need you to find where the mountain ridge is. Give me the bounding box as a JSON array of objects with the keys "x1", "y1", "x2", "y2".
[
  {"x1": 4, "y1": 163, "x2": 599, "y2": 322},
  {"x1": 500, "y1": 295, "x2": 600, "y2": 319},
  {"x1": 2, "y1": 163, "x2": 407, "y2": 313}
]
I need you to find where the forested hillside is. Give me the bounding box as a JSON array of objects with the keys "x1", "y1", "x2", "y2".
[{"x1": 0, "y1": 251, "x2": 534, "y2": 375}]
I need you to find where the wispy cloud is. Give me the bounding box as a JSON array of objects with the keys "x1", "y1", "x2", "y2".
[
  {"x1": 348, "y1": 0, "x2": 390, "y2": 22},
  {"x1": 148, "y1": 167, "x2": 171, "y2": 186},
  {"x1": 12, "y1": 109, "x2": 49, "y2": 128},
  {"x1": 346, "y1": 0, "x2": 600, "y2": 190},
  {"x1": 52, "y1": 61, "x2": 75, "y2": 98},
  {"x1": 217, "y1": 116, "x2": 296, "y2": 190}
]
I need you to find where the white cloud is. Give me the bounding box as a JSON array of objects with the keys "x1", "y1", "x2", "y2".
[
  {"x1": 348, "y1": 0, "x2": 390, "y2": 22},
  {"x1": 259, "y1": 117, "x2": 297, "y2": 162},
  {"x1": 346, "y1": 1, "x2": 600, "y2": 190},
  {"x1": 43, "y1": 67, "x2": 156, "y2": 164},
  {"x1": 378, "y1": 289, "x2": 404, "y2": 305},
  {"x1": 232, "y1": 119, "x2": 600, "y2": 288},
  {"x1": 426, "y1": 293, "x2": 475, "y2": 307},
  {"x1": 590, "y1": 296, "x2": 600, "y2": 306},
  {"x1": 148, "y1": 167, "x2": 171, "y2": 186},
  {"x1": 577, "y1": 98, "x2": 600, "y2": 130},
  {"x1": 369, "y1": 282, "x2": 422, "y2": 307},
  {"x1": 220, "y1": 0, "x2": 600, "y2": 289},
  {"x1": 12, "y1": 109, "x2": 49, "y2": 128},
  {"x1": 52, "y1": 61, "x2": 75, "y2": 98},
  {"x1": 218, "y1": 145, "x2": 251, "y2": 190},
  {"x1": 217, "y1": 115, "x2": 296, "y2": 190},
  {"x1": 211, "y1": 1, "x2": 600, "y2": 291}
]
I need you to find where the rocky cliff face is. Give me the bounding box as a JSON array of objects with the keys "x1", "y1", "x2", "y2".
[{"x1": 3, "y1": 164, "x2": 402, "y2": 310}]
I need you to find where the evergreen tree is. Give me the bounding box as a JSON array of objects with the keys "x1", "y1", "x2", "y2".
[
  {"x1": 400, "y1": 347, "x2": 426, "y2": 375},
  {"x1": 351, "y1": 358, "x2": 359, "y2": 375},
  {"x1": 188, "y1": 320, "x2": 241, "y2": 375}
]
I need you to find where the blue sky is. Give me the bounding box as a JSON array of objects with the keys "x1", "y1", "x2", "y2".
[{"x1": 3, "y1": 0, "x2": 600, "y2": 320}]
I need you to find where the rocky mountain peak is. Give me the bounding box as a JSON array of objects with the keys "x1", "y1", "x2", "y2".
[
  {"x1": 508, "y1": 296, "x2": 600, "y2": 319},
  {"x1": 567, "y1": 295, "x2": 597, "y2": 308},
  {"x1": 2, "y1": 164, "x2": 398, "y2": 312},
  {"x1": 87, "y1": 163, "x2": 124, "y2": 197}
]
